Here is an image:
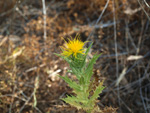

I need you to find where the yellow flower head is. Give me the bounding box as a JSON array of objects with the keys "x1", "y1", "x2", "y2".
[{"x1": 61, "y1": 36, "x2": 85, "y2": 58}]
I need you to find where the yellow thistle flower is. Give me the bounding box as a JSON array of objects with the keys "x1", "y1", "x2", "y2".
[{"x1": 61, "y1": 36, "x2": 85, "y2": 58}]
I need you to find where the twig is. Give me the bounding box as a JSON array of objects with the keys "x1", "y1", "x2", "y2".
[
  {"x1": 42, "y1": 0, "x2": 47, "y2": 40},
  {"x1": 139, "y1": 61, "x2": 150, "y2": 113},
  {"x1": 25, "y1": 64, "x2": 46, "y2": 73},
  {"x1": 19, "y1": 92, "x2": 34, "y2": 113},
  {"x1": 85, "y1": 0, "x2": 110, "y2": 43},
  {"x1": 125, "y1": 21, "x2": 137, "y2": 51},
  {"x1": 104, "y1": 51, "x2": 150, "y2": 92},
  {"x1": 137, "y1": 0, "x2": 150, "y2": 21},
  {"x1": 143, "y1": 0, "x2": 150, "y2": 8},
  {"x1": 102, "y1": 21, "x2": 138, "y2": 41},
  {"x1": 113, "y1": 0, "x2": 120, "y2": 106},
  {"x1": 136, "y1": 17, "x2": 145, "y2": 55},
  {"x1": 0, "y1": 94, "x2": 26, "y2": 101},
  {"x1": 112, "y1": 89, "x2": 134, "y2": 113}
]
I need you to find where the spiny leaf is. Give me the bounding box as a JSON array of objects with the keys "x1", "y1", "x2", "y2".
[
  {"x1": 79, "y1": 43, "x2": 93, "y2": 69},
  {"x1": 79, "y1": 76, "x2": 85, "y2": 85},
  {"x1": 62, "y1": 96, "x2": 82, "y2": 110},
  {"x1": 85, "y1": 43, "x2": 93, "y2": 55},
  {"x1": 84, "y1": 53, "x2": 101, "y2": 83},
  {"x1": 90, "y1": 83, "x2": 105, "y2": 102},
  {"x1": 59, "y1": 75, "x2": 82, "y2": 92},
  {"x1": 69, "y1": 66, "x2": 80, "y2": 79}
]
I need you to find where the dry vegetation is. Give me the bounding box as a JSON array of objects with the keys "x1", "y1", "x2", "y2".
[{"x1": 0, "y1": 0, "x2": 150, "y2": 113}]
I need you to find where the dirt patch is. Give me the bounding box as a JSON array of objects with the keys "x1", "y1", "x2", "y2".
[{"x1": 0, "y1": 0, "x2": 150, "y2": 113}]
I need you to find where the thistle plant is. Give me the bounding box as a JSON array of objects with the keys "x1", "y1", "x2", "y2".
[{"x1": 55, "y1": 35, "x2": 105, "y2": 113}]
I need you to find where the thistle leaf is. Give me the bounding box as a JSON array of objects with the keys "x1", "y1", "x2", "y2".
[
  {"x1": 59, "y1": 75, "x2": 82, "y2": 92},
  {"x1": 90, "y1": 83, "x2": 105, "y2": 102},
  {"x1": 85, "y1": 43, "x2": 93, "y2": 55},
  {"x1": 79, "y1": 76, "x2": 85, "y2": 85},
  {"x1": 79, "y1": 43, "x2": 93, "y2": 69},
  {"x1": 54, "y1": 53, "x2": 71, "y2": 63},
  {"x1": 69, "y1": 66, "x2": 80, "y2": 79},
  {"x1": 84, "y1": 53, "x2": 101, "y2": 84},
  {"x1": 62, "y1": 95, "x2": 82, "y2": 110}
]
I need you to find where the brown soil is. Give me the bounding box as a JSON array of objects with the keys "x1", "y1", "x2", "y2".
[{"x1": 0, "y1": 0, "x2": 150, "y2": 113}]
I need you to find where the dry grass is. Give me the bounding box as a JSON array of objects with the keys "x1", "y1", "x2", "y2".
[{"x1": 0, "y1": 0, "x2": 150, "y2": 113}]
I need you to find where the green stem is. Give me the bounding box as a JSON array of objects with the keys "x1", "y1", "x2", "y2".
[{"x1": 87, "y1": 110, "x2": 91, "y2": 113}]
